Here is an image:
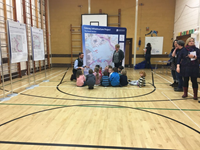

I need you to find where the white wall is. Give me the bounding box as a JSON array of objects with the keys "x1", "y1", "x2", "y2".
[{"x1": 174, "y1": 0, "x2": 200, "y2": 39}]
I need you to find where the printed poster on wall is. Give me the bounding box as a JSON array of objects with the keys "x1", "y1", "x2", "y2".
[
  {"x1": 7, "y1": 20, "x2": 28, "y2": 63},
  {"x1": 31, "y1": 27, "x2": 45, "y2": 61},
  {"x1": 82, "y1": 25, "x2": 127, "y2": 69}
]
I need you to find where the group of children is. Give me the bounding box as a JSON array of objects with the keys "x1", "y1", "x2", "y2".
[{"x1": 75, "y1": 65, "x2": 146, "y2": 89}]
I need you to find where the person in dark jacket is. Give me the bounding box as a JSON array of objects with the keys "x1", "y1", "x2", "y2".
[
  {"x1": 86, "y1": 69, "x2": 96, "y2": 89},
  {"x1": 169, "y1": 40, "x2": 178, "y2": 87},
  {"x1": 112, "y1": 44, "x2": 124, "y2": 68},
  {"x1": 177, "y1": 37, "x2": 200, "y2": 100},
  {"x1": 118, "y1": 66, "x2": 124, "y2": 75},
  {"x1": 145, "y1": 43, "x2": 152, "y2": 69},
  {"x1": 110, "y1": 67, "x2": 120, "y2": 87},
  {"x1": 70, "y1": 52, "x2": 88, "y2": 81},
  {"x1": 101, "y1": 71, "x2": 110, "y2": 87},
  {"x1": 120, "y1": 70, "x2": 128, "y2": 86},
  {"x1": 172, "y1": 40, "x2": 184, "y2": 92}
]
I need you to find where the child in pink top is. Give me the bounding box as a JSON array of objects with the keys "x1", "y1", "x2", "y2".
[
  {"x1": 93, "y1": 67, "x2": 102, "y2": 85},
  {"x1": 76, "y1": 70, "x2": 86, "y2": 87}
]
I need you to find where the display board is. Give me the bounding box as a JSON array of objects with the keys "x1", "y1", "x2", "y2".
[
  {"x1": 7, "y1": 20, "x2": 28, "y2": 63},
  {"x1": 145, "y1": 37, "x2": 164, "y2": 55},
  {"x1": 31, "y1": 27, "x2": 45, "y2": 61},
  {"x1": 82, "y1": 25, "x2": 127, "y2": 69},
  {"x1": 82, "y1": 14, "x2": 108, "y2": 26}
]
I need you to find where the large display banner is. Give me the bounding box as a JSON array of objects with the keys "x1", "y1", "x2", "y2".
[
  {"x1": 31, "y1": 27, "x2": 45, "y2": 61},
  {"x1": 7, "y1": 20, "x2": 28, "y2": 63},
  {"x1": 82, "y1": 25, "x2": 127, "y2": 69}
]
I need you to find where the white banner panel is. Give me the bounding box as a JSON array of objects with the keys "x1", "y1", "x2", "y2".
[
  {"x1": 7, "y1": 20, "x2": 28, "y2": 63},
  {"x1": 145, "y1": 37, "x2": 164, "y2": 55},
  {"x1": 82, "y1": 14, "x2": 108, "y2": 26},
  {"x1": 31, "y1": 27, "x2": 45, "y2": 61}
]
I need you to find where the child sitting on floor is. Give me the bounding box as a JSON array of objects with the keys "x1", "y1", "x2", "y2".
[
  {"x1": 95, "y1": 65, "x2": 102, "y2": 76},
  {"x1": 101, "y1": 71, "x2": 110, "y2": 87},
  {"x1": 118, "y1": 66, "x2": 124, "y2": 75},
  {"x1": 86, "y1": 69, "x2": 96, "y2": 89},
  {"x1": 93, "y1": 67, "x2": 102, "y2": 86},
  {"x1": 129, "y1": 70, "x2": 146, "y2": 88},
  {"x1": 76, "y1": 70, "x2": 86, "y2": 87},
  {"x1": 120, "y1": 70, "x2": 128, "y2": 86},
  {"x1": 110, "y1": 67, "x2": 120, "y2": 87},
  {"x1": 108, "y1": 67, "x2": 113, "y2": 77}
]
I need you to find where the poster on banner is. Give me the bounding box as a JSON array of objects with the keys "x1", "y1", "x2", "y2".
[
  {"x1": 82, "y1": 25, "x2": 127, "y2": 70},
  {"x1": 31, "y1": 27, "x2": 45, "y2": 61},
  {"x1": 7, "y1": 20, "x2": 28, "y2": 63}
]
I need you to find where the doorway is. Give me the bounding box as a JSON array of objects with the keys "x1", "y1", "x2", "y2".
[
  {"x1": 125, "y1": 38, "x2": 132, "y2": 67},
  {"x1": 176, "y1": 34, "x2": 191, "y2": 42}
]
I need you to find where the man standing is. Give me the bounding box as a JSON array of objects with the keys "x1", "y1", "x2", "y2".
[{"x1": 70, "y1": 52, "x2": 88, "y2": 81}]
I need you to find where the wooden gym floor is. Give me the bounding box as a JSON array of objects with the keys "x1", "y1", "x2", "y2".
[{"x1": 0, "y1": 68, "x2": 200, "y2": 150}]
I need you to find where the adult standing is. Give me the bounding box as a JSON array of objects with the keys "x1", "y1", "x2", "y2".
[
  {"x1": 169, "y1": 40, "x2": 178, "y2": 87},
  {"x1": 112, "y1": 44, "x2": 124, "y2": 68},
  {"x1": 70, "y1": 52, "x2": 88, "y2": 81},
  {"x1": 145, "y1": 43, "x2": 152, "y2": 69},
  {"x1": 172, "y1": 40, "x2": 184, "y2": 92},
  {"x1": 177, "y1": 37, "x2": 200, "y2": 100}
]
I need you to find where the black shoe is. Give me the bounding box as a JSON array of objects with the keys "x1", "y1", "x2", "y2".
[
  {"x1": 174, "y1": 87, "x2": 183, "y2": 92},
  {"x1": 170, "y1": 82, "x2": 176, "y2": 86},
  {"x1": 172, "y1": 82, "x2": 178, "y2": 87},
  {"x1": 88, "y1": 87, "x2": 94, "y2": 89}
]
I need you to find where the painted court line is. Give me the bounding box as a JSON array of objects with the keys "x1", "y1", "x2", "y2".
[
  {"x1": 1, "y1": 103, "x2": 200, "y2": 111},
  {"x1": 162, "y1": 92, "x2": 200, "y2": 130},
  {"x1": 156, "y1": 73, "x2": 200, "y2": 94},
  {"x1": 38, "y1": 86, "x2": 172, "y2": 90},
  {"x1": 155, "y1": 73, "x2": 194, "y2": 97},
  {"x1": 0, "y1": 70, "x2": 63, "y2": 97},
  {"x1": 18, "y1": 71, "x2": 66, "y2": 94}
]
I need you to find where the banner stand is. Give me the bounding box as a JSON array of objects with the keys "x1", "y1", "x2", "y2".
[
  {"x1": 6, "y1": 21, "x2": 18, "y2": 97},
  {"x1": 25, "y1": 56, "x2": 39, "y2": 90},
  {"x1": 0, "y1": 40, "x2": 10, "y2": 101},
  {"x1": 6, "y1": 38, "x2": 18, "y2": 97},
  {"x1": 43, "y1": 59, "x2": 49, "y2": 82},
  {"x1": 31, "y1": 27, "x2": 48, "y2": 83}
]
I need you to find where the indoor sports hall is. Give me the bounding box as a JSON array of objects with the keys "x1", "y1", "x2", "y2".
[{"x1": 0, "y1": 0, "x2": 200, "y2": 150}]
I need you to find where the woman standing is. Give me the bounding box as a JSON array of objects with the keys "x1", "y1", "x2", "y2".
[
  {"x1": 112, "y1": 44, "x2": 124, "y2": 68},
  {"x1": 173, "y1": 40, "x2": 184, "y2": 92},
  {"x1": 145, "y1": 43, "x2": 152, "y2": 68},
  {"x1": 177, "y1": 37, "x2": 200, "y2": 100},
  {"x1": 169, "y1": 40, "x2": 178, "y2": 87}
]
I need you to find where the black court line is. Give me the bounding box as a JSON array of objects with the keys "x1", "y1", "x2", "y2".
[
  {"x1": 0, "y1": 86, "x2": 188, "y2": 103},
  {"x1": 0, "y1": 104, "x2": 200, "y2": 135},
  {"x1": 0, "y1": 68, "x2": 190, "y2": 103},
  {"x1": 20, "y1": 92, "x2": 188, "y2": 102},
  {"x1": 56, "y1": 70, "x2": 157, "y2": 99},
  {"x1": 56, "y1": 83, "x2": 156, "y2": 99},
  {"x1": 0, "y1": 141, "x2": 174, "y2": 150}
]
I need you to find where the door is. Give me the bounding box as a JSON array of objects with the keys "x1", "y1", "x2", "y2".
[{"x1": 125, "y1": 38, "x2": 132, "y2": 67}]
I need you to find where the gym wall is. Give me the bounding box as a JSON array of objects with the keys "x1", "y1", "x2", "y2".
[{"x1": 49, "y1": 0, "x2": 175, "y2": 67}]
